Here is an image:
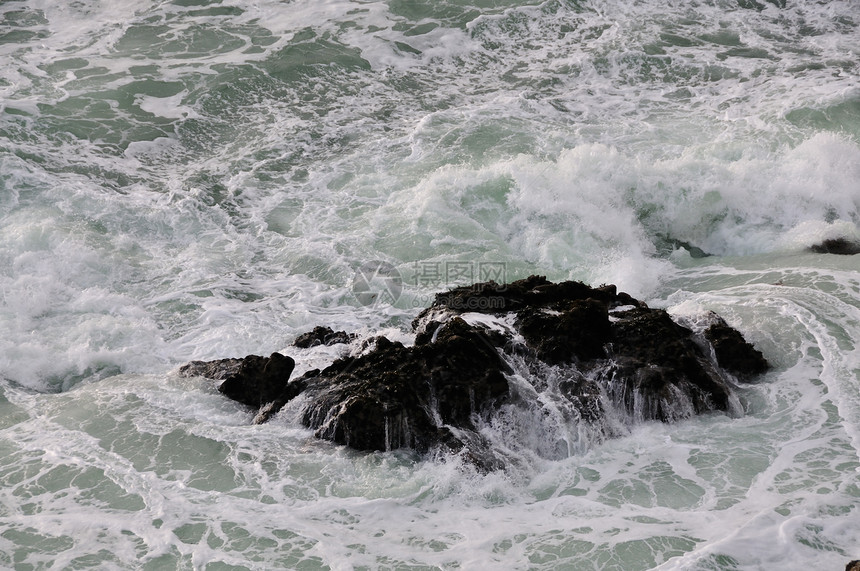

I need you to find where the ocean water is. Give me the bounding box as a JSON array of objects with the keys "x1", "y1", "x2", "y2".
[{"x1": 1, "y1": 0, "x2": 859, "y2": 568}]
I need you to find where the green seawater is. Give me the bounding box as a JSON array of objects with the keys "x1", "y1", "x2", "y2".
[{"x1": 1, "y1": 0, "x2": 859, "y2": 569}]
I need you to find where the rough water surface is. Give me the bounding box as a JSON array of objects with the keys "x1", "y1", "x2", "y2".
[{"x1": 1, "y1": 0, "x2": 859, "y2": 569}]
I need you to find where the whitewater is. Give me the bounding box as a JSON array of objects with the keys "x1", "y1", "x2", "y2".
[{"x1": 1, "y1": 0, "x2": 859, "y2": 568}]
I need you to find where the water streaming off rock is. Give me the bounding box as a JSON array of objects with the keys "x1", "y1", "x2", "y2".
[{"x1": 1, "y1": 0, "x2": 858, "y2": 569}]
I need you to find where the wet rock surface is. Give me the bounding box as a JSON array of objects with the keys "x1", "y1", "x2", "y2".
[
  {"x1": 292, "y1": 326, "x2": 355, "y2": 348},
  {"x1": 808, "y1": 237, "x2": 860, "y2": 255},
  {"x1": 603, "y1": 307, "x2": 733, "y2": 421},
  {"x1": 298, "y1": 319, "x2": 510, "y2": 455},
  {"x1": 180, "y1": 276, "x2": 770, "y2": 467},
  {"x1": 180, "y1": 352, "x2": 296, "y2": 409},
  {"x1": 703, "y1": 313, "x2": 769, "y2": 378}
]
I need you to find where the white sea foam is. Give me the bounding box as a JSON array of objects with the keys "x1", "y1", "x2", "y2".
[{"x1": 1, "y1": 0, "x2": 859, "y2": 568}]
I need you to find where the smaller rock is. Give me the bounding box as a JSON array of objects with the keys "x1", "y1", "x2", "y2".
[
  {"x1": 703, "y1": 314, "x2": 769, "y2": 378},
  {"x1": 292, "y1": 326, "x2": 355, "y2": 348},
  {"x1": 180, "y1": 352, "x2": 296, "y2": 409},
  {"x1": 809, "y1": 238, "x2": 860, "y2": 255},
  {"x1": 658, "y1": 234, "x2": 712, "y2": 258}
]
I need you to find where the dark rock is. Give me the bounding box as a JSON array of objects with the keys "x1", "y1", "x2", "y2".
[
  {"x1": 184, "y1": 275, "x2": 770, "y2": 468},
  {"x1": 180, "y1": 352, "x2": 296, "y2": 409},
  {"x1": 250, "y1": 372, "x2": 309, "y2": 424},
  {"x1": 846, "y1": 561, "x2": 860, "y2": 571},
  {"x1": 296, "y1": 317, "x2": 510, "y2": 459},
  {"x1": 292, "y1": 326, "x2": 355, "y2": 348},
  {"x1": 413, "y1": 320, "x2": 443, "y2": 346},
  {"x1": 412, "y1": 275, "x2": 631, "y2": 323},
  {"x1": 557, "y1": 373, "x2": 605, "y2": 424},
  {"x1": 605, "y1": 307, "x2": 734, "y2": 420},
  {"x1": 657, "y1": 234, "x2": 712, "y2": 258},
  {"x1": 809, "y1": 237, "x2": 860, "y2": 255},
  {"x1": 516, "y1": 298, "x2": 611, "y2": 363},
  {"x1": 703, "y1": 314, "x2": 769, "y2": 378}
]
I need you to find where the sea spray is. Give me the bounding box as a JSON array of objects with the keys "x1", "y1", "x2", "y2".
[{"x1": 1, "y1": 0, "x2": 859, "y2": 568}]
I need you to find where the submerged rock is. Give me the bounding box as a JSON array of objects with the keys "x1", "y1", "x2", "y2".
[
  {"x1": 181, "y1": 276, "x2": 770, "y2": 467},
  {"x1": 656, "y1": 234, "x2": 712, "y2": 258},
  {"x1": 808, "y1": 237, "x2": 860, "y2": 255}
]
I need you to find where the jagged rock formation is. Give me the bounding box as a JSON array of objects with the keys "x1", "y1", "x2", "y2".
[{"x1": 179, "y1": 276, "x2": 769, "y2": 468}]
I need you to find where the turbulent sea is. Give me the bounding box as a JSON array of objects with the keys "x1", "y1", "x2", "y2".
[{"x1": 1, "y1": 0, "x2": 859, "y2": 569}]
